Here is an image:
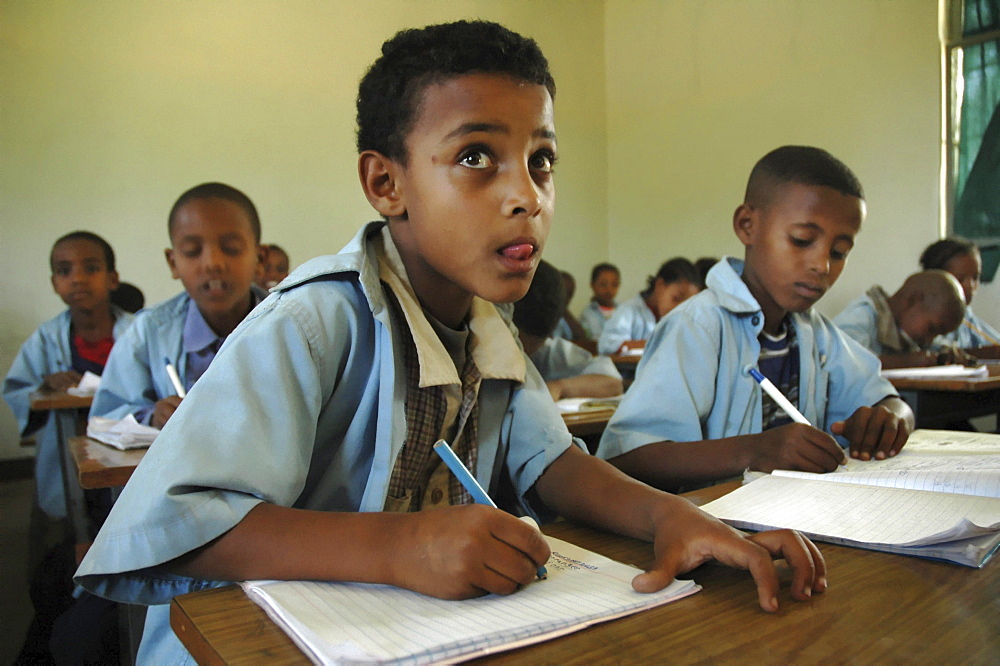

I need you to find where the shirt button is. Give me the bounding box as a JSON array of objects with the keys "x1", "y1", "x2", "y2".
[
  {"x1": 431, "y1": 487, "x2": 444, "y2": 504},
  {"x1": 751, "y1": 315, "x2": 760, "y2": 326}
]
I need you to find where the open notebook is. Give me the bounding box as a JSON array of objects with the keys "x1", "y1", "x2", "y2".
[
  {"x1": 706, "y1": 430, "x2": 1000, "y2": 567},
  {"x1": 242, "y1": 536, "x2": 699, "y2": 665}
]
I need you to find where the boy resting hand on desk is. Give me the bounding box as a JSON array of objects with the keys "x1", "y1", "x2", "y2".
[
  {"x1": 599, "y1": 146, "x2": 916, "y2": 492},
  {"x1": 76, "y1": 22, "x2": 825, "y2": 664}
]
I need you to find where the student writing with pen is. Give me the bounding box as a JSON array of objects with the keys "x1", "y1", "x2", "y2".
[
  {"x1": 599, "y1": 146, "x2": 915, "y2": 493},
  {"x1": 91, "y1": 183, "x2": 266, "y2": 428},
  {"x1": 78, "y1": 25, "x2": 827, "y2": 664}
]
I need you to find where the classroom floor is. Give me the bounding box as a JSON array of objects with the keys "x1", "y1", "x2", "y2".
[{"x1": 1, "y1": 475, "x2": 36, "y2": 664}]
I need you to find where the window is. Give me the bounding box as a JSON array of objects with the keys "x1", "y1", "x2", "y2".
[{"x1": 942, "y1": 0, "x2": 1000, "y2": 268}]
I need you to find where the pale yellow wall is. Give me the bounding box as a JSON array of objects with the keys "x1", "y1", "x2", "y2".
[
  {"x1": 2, "y1": 1, "x2": 991, "y2": 461},
  {"x1": 0, "y1": 0, "x2": 608, "y2": 457},
  {"x1": 604, "y1": 0, "x2": 957, "y2": 320}
]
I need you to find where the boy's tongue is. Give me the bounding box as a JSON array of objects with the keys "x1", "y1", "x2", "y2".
[{"x1": 500, "y1": 244, "x2": 533, "y2": 260}]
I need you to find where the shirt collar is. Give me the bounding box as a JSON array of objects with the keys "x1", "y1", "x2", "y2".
[
  {"x1": 182, "y1": 290, "x2": 264, "y2": 354},
  {"x1": 375, "y1": 226, "x2": 525, "y2": 388}
]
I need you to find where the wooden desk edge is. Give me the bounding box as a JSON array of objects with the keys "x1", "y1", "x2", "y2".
[
  {"x1": 169, "y1": 482, "x2": 740, "y2": 663},
  {"x1": 69, "y1": 436, "x2": 144, "y2": 490},
  {"x1": 29, "y1": 391, "x2": 94, "y2": 411}
]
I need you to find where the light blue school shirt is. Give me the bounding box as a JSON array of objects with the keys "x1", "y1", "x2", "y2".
[
  {"x1": 92, "y1": 288, "x2": 264, "y2": 424},
  {"x1": 933, "y1": 307, "x2": 1000, "y2": 349},
  {"x1": 2, "y1": 306, "x2": 134, "y2": 518},
  {"x1": 530, "y1": 337, "x2": 622, "y2": 382},
  {"x1": 580, "y1": 300, "x2": 615, "y2": 339},
  {"x1": 552, "y1": 317, "x2": 573, "y2": 340},
  {"x1": 597, "y1": 294, "x2": 655, "y2": 354},
  {"x1": 75, "y1": 222, "x2": 575, "y2": 664},
  {"x1": 598, "y1": 257, "x2": 897, "y2": 459}
]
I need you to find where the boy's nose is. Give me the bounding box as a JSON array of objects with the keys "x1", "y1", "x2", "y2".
[
  {"x1": 202, "y1": 246, "x2": 225, "y2": 272},
  {"x1": 502, "y1": 167, "x2": 543, "y2": 218}
]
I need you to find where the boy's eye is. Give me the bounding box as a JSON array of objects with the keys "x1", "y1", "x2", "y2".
[
  {"x1": 530, "y1": 150, "x2": 557, "y2": 173},
  {"x1": 222, "y1": 243, "x2": 245, "y2": 256},
  {"x1": 458, "y1": 150, "x2": 493, "y2": 169},
  {"x1": 790, "y1": 237, "x2": 812, "y2": 248}
]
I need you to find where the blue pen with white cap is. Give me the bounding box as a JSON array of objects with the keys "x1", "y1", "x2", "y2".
[
  {"x1": 433, "y1": 439, "x2": 547, "y2": 580},
  {"x1": 749, "y1": 367, "x2": 847, "y2": 466},
  {"x1": 748, "y1": 367, "x2": 810, "y2": 425}
]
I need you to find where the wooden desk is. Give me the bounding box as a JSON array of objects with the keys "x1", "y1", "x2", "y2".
[
  {"x1": 69, "y1": 436, "x2": 145, "y2": 489},
  {"x1": 169, "y1": 482, "x2": 999, "y2": 663},
  {"x1": 561, "y1": 408, "x2": 615, "y2": 438},
  {"x1": 29, "y1": 391, "x2": 93, "y2": 541},
  {"x1": 889, "y1": 365, "x2": 1000, "y2": 429}
]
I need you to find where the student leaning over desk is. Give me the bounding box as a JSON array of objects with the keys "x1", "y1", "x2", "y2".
[
  {"x1": 76, "y1": 22, "x2": 826, "y2": 664},
  {"x1": 599, "y1": 146, "x2": 915, "y2": 492}
]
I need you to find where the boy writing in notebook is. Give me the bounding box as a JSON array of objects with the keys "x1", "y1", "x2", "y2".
[
  {"x1": 77, "y1": 23, "x2": 825, "y2": 663},
  {"x1": 833, "y1": 270, "x2": 969, "y2": 369},
  {"x1": 4, "y1": 232, "x2": 134, "y2": 532},
  {"x1": 91, "y1": 183, "x2": 266, "y2": 428},
  {"x1": 600, "y1": 146, "x2": 915, "y2": 491}
]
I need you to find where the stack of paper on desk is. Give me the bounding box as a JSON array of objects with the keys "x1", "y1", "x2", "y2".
[
  {"x1": 242, "y1": 537, "x2": 699, "y2": 665},
  {"x1": 67, "y1": 371, "x2": 101, "y2": 396},
  {"x1": 880, "y1": 364, "x2": 988, "y2": 379},
  {"x1": 86, "y1": 415, "x2": 159, "y2": 450},
  {"x1": 707, "y1": 430, "x2": 1000, "y2": 567}
]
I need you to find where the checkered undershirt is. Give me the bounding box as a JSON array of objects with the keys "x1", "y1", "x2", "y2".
[{"x1": 383, "y1": 288, "x2": 481, "y2": 511}]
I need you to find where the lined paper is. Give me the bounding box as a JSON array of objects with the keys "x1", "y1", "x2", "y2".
[
  {"x1": 703, "y1": 475, "x2": 1000, "y2": 566},
  {"x1": 242, "y1": 537, "x2": 699, "y2": 665}
]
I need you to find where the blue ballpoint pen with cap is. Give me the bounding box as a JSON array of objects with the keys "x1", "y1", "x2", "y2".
[{"x1": 433, "y1": 439, "x2": 547, "y2": 579}]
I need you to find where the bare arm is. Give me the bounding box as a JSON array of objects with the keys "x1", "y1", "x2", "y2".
[
  {"x1": 169, "y1": 502, "x2": 550, "y2": 600},
  {"x1": 535, "y1": 446, "x2": 826, "y2": 611},
  {"x1": 606, "y1": 424, "x2": 846, "y2": 491}
]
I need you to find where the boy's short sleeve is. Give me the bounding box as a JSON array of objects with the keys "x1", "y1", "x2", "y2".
[
  {"x1": 832, "y1": 296, "x2": 880, "y2": 354},
  {"x1": 813, "y1": 314, "x2": 899, "y2": 428},
  {"x1": 76, "y1": 280, "x2": 374, "y2": 604},
  {"x1": 599, "y1": 306, "x2": 721, "y2": 459}
]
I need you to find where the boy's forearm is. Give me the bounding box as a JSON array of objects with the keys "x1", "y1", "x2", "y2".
[
  {"x1": 169, "y1": 503, "x2": 403, "y2": 586},
  {"x1": 603, "y1": 437, "x2": 757, "y2": 491}
]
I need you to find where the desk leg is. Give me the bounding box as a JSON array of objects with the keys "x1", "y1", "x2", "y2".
[{"x1": 56, "y1": 410, "x2": 90, "y2": 543}]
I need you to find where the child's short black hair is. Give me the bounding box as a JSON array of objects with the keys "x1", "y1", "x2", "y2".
[
  {"x1": 590, "y1": 262, "x2": 620, "y2": 283},
  {"x1": 356, "y1": 20, "x2": 556, "y2": 164},
  {"x1": 643, "y1": 258, "x2": 698, "y2": 296},
  {"x1": 745, "y1": 146, "x2": 864, "y2": 209},
  {"x1": 110, "y1": 282, "x2": 145, "y2": 313},
  {"x1": 694, "y1": 257, "x2": 717, "y2": 289},
  {"x1": 920, "y1": 237, "x2": 979, "y2": 271},
  {"x1": 168, "y1": 182, "x2": 261, "y2": 243},
  {"x1": 51, "y1": 231, "x2": 116, "y2": 273},
  {"x1": 513, "y1": 259, "x2": 565, "y2": 338}
]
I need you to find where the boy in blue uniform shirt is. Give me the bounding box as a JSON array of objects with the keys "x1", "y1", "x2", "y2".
[
  {"x1": 920, "y1": 238, "x2": 1000, "y2": 350},
  {"x1": 77, "y1": 23, "x2": 826, "y2": 663},
  {"x1": 600, "y1": 146, "x2": 915, "y2": 491},
  {"x1": 3, "y1": 231, "x2": 134, "y2": 662},
  {"x1": 833, "y1": 270, "x2": 967, "y2": 369},
  {"x1": 91, "y1": 183, "x2": 266, "y2": 428},
  {"x1": 4, "y1": 232, "x2": 134, "y2": 529}
]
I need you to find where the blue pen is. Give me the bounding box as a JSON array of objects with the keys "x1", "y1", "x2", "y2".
[
  {"x1": 749, "y1": 368, "x2": 847, "y2": 465},
  {"x1": 433, "y1": 440, "x2": 547, "y2": 579}
]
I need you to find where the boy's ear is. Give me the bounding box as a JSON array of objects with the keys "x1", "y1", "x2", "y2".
[
  {"x1": 164, "y1": 248, "x2": 180, "y2": 280},
  {"x1": 107, "y1": 270, "x2": 120, "y2": 292},
  {"x1": 358, "y1": 150, "x2": 406, "y2": 218},
  {"x1": 732, "y1": 204, "x2": 757, "y2": 246}
]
